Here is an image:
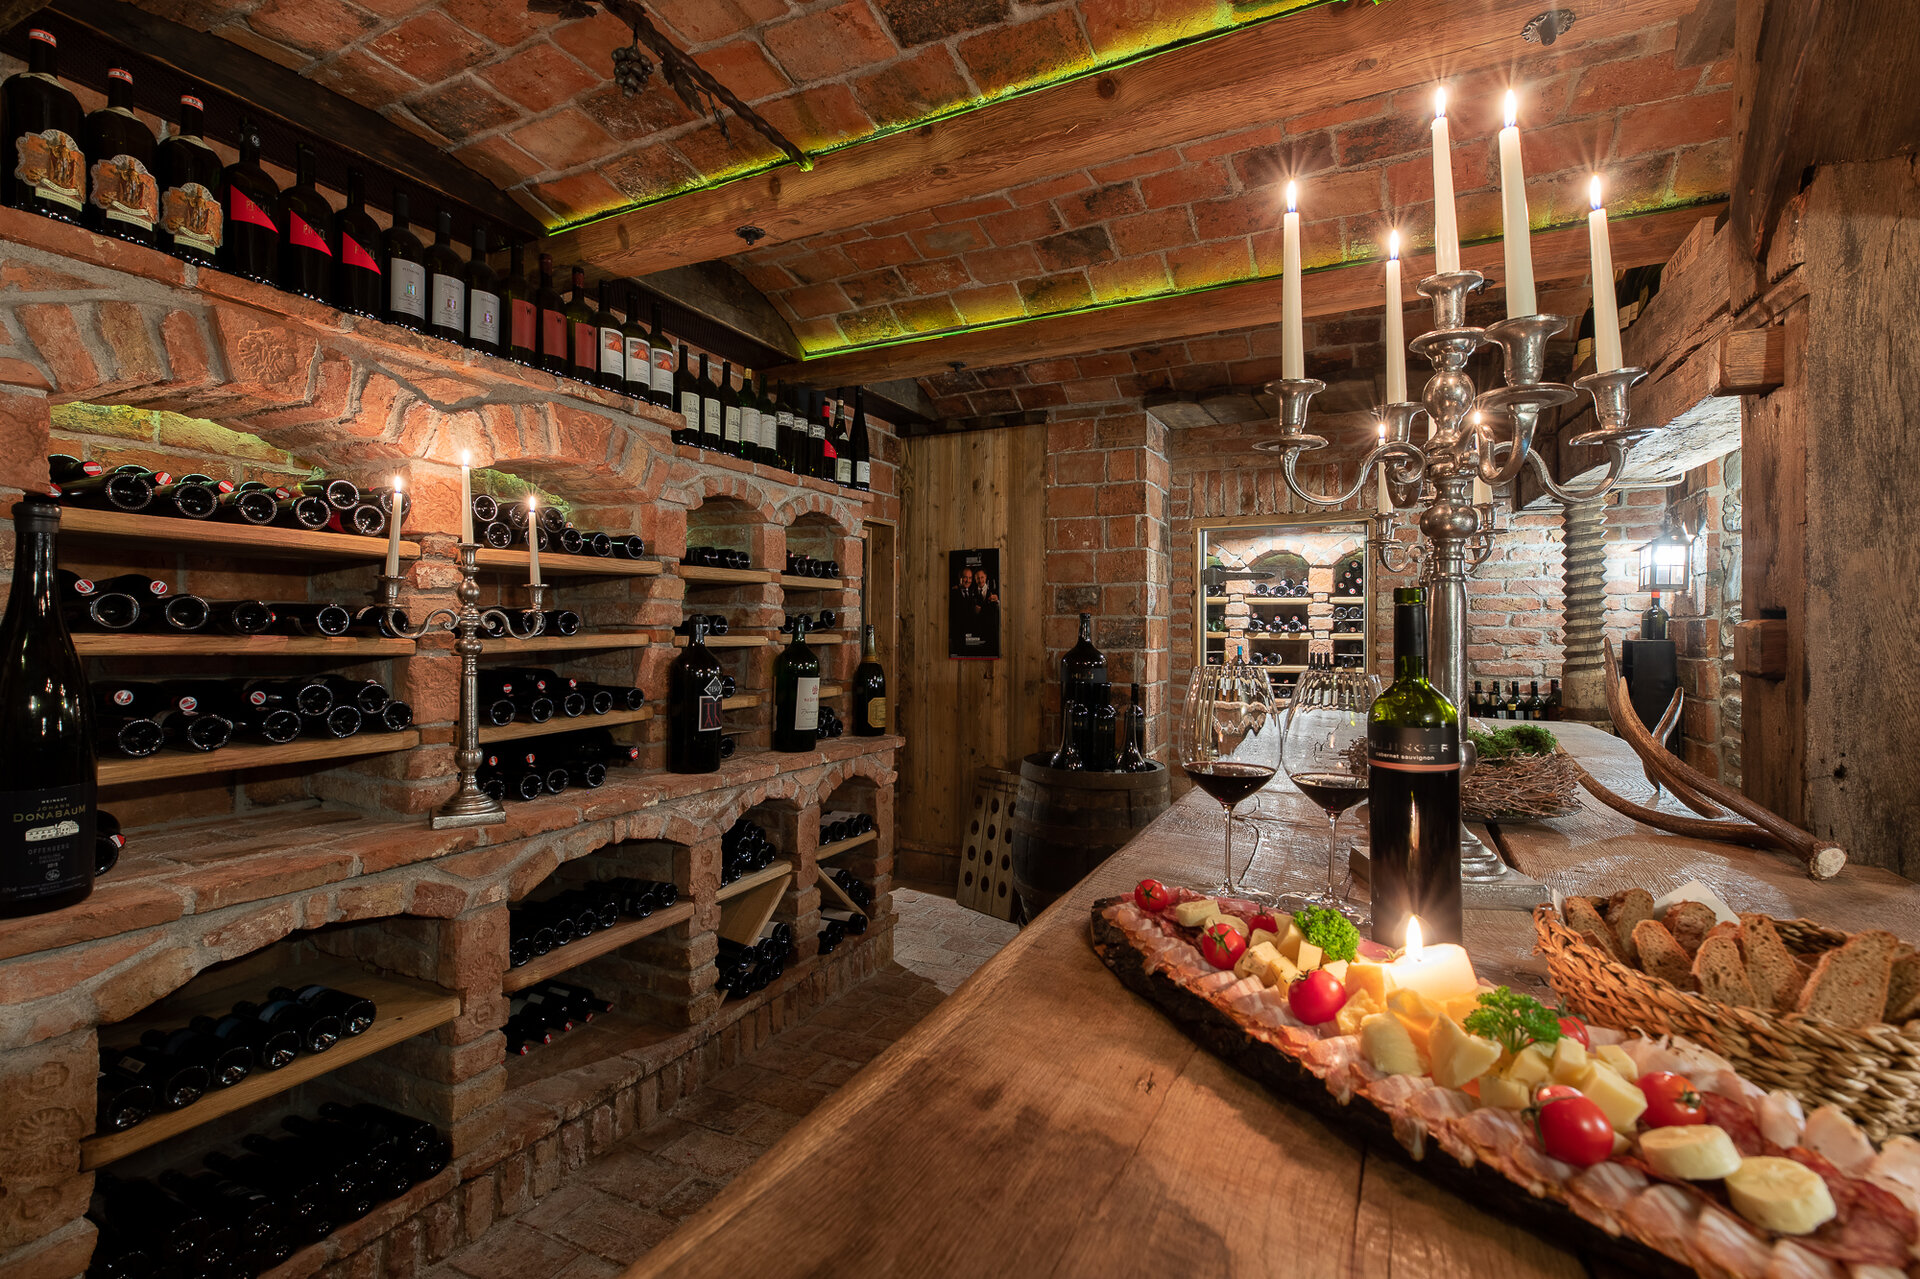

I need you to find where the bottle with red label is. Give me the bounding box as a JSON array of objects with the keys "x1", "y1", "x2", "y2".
[
  {"x1": 425, "y1": 209, "x2": 467, "y2": 344},
  {"x1": 333, "y1": 168, "x2": 382, "y2": 318},
  {"x1": 534, "y1": 253, "x2": 568, "y2": 375},
  {"x1": 502, "y1": 243, "x2": 535, "y2": 366},
  {"x1": 464, "y1": 223, "x2": 501, "y2": 357},
  {"x1": 566, "y1": 264, "x2": 597, "y2": 386},
  {"x1": 380, "y1": 191, "x2": 427, "y2": 331},
  {"x1": 82, "y1": 67, "x2": 156, "y2": 246},
  {"x1": 279, "y1": 143, "x2": 334, "y2": 303},
  {"x1": 618, "y1": 284, "x2": 652, "y2": 403},
  {"x1": 153, "y1": 92, "x2": 222, "y2": 265},
  {"x1": 2, "y1": 29, "x2": 87, "y2": 224},
  {"x1": 218, "y1": 117, "x2": 280, "y2": 284}
]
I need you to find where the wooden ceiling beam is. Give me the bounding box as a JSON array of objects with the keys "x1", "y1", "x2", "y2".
[
  {"x1": 769, "y1": 204, "x2": 1722, "y2": 386},
  {"x1": 543, "y1": 0, "x2": 1694, "y2": 277}
]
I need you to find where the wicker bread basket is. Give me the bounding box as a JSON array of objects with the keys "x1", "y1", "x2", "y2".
[{"x1": 1534, "y1": 905, "x2": 1920, "y2": 1141}]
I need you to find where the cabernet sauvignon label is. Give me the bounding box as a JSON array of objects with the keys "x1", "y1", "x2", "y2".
[
  {"x1": 792, "y1": 677, "x2": 820, "y2": 732},
  {"x1": 1367, "y1": 723, "x2": 1461, "y2": 770},
  {"x1": 1, "y1": 784, "x2": 93, "y2": 903}
]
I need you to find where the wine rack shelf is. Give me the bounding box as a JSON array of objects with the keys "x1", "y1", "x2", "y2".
[
  {"x1": 715, "y1": 859, "x2": 793, "y2": 903},
  {"x1": 477, "y1": 707, "x2": 652, "y2": 745},
  {"x1": 501, "y1": 901, "x2": 696, "y2": 994},
  {"x1": 717, "y1": 872, "x2": 789, "y2": 946},
  {"x1": 58, "y1": 508, "x2": 422, "y2": 564},
  {"x1": 477, "y1": 631, "x2": 652, "y2": 655},
  {"x1": 721, "y1": 694, "x2": 761, "y2": 709},
  {"x1": 816, "y1": 830, "x2": 877, "y2": 862},
  {"x1": 678, "y1": 565, "x2": 775, "y2": 586},
  {"x1": 1205, "y1": 631, "x2": 1229, "y2": 639},
  {"x1": 1247, "y1": 598, "x2": 1310, "y2": 605},
  {"x1": 777, "y1": 575, "x2": 855, "y2": 591},
  {"x1": 473, "y1": 548, "x2": 663, "y2": 579},
  {"x1": 98, "y1": 730, "x2": 422, "y2": 785},
  {"x1": 1330, "y1": 596, "x2": 1367, "y2": 604},
  {"x1": 669, "y1": 634, "x2": 769, "y2": 649},
  {"x1": 817, "y1": 871, "x2": 864, "y2": 915},
  {"x1": 1258, "y1": 664, "x2": 1309, "y2": 673},
  {"x1": 1204, "y1": 596, "x2": 1230, "y2": 604},
  {"x1": 820, "y1": 683, "x2": 848, "y2": 698},
  {"x1": 74, "y1": 634, "x2": 415, "y2": 657},
  {"x1": 81, "y1": 960, "x2": 460, "y2": 1170},
  {"x1": 801, "y1": 632, "x2": 848, "y2": 645}
]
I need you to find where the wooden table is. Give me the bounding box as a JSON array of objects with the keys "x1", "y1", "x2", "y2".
[{"x1": 625, "y1": 725, "x2": 1920, "y2": 1279}]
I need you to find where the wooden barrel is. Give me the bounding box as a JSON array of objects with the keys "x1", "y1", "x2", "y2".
[{"x1": 1011, "y1": 753, "x2": 1170, "y2": 921}]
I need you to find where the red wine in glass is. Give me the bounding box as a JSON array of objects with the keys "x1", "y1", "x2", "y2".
[
  {"x1": 1183, "y1": 761, "x2": 1277, "y2": 807},
  {"x1": 1287, "y1": 771, "x2": 1368, "y2": 815}
]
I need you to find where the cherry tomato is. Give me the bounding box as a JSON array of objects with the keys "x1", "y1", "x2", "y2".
[
  {"x1": 1288, "y1": 969, "x2": 1348, "y2": 1024},
  {"x1": 1198, "y1": 920, "x2": 1247, "y2": 970},
  {"x1": 1134, "y1": 879, "x2": 1172, "y2": 913},
  {"x1": 1534, "y1": 1084, "x2": 1583, "y2": 1105},
  {"x1": 1557, "y1": 1016, "x2": 1589, "y2": 1048},
  {"x1": 1248, "y1": 911, "x2": 1282, "y2": 936},
  {"x1": 1536, "y1": 1095, "x2": 1615, "y2": 1167},
  {"x1": 1637, "y1": 1072, "x2": 1705, "y2": 1128}
]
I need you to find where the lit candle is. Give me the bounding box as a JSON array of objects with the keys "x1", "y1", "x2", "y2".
[
  {"x1": 459, "y1": 451, "x2": 473, "y2": 544},
  {"x1": 1587, "y1": 175, "x2": 1622, "y2": 373},
  {"x1": 1431, "y1": 88, "x2": 1459, "y2": 274},
  {"x1": 1282, "y1": 180, "x2": 1303, "y2": 380},
  {"x1": 1497, "y1": 90, "x2": 1536, "y2": 317},
  {"x1": 526, "y1": 495, "x2": 541, "y2": 587},
  {"x1": 385, "y1": 476, "x2": 403, "y2": 579},
  {"x1": 1376, "y1": 423, "x2": 1391, "y2": 513},
  {"x1": 1384, "y1": 231, "x2": 1406, "y2": 403},
  {"x1": 1391, "y1": 915, "x2": 1480, "y2": 1003}
]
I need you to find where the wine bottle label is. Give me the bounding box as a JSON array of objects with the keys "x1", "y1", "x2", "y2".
[
  {"x1": 863, "y1": 697, "x2": 887, "y2": 728},
  {"x1": 510, "y1": 299, "x2": 534, "y2": 348},
  {"x1": 835, "y1": 456, "x2": 852, "y2": 484},
  {"x1": 14, "y1": 128, "x2": 84, "y2": 211},
  {"x1": 599, "y1": 326, "x2": 623, "y2": 375},
  {"x1": 228, "y1": 186, "x2": 277, "y2": 232},
  {"x1": 1367, "y1": 723, "x2": 1461, "y2": 771},
  {"x1": 855, "y1": 461, "x2": 871, "y2": 485},
  {"x1": 542, "y1": 308, "x2": 566, "y2": 354},
  {"x1": 432, "y1": 273, "x2": 466, "y2": 331},
  {"x1": 723, "y1": 406, "x2": 741, "y2": 443},
  {"x1": 0, "y1": 784, "x2": 93, "y2": 904},
  {"x1": 470, "y1": 289, "x2": 501, "y2": 345},
  {"x1": 651, "y1": 346, "x2": 674, "y2": 394},
  {"x1": 625, "y1": 336, "x2": 650, "y2": 384},
  {"x1": 162, "y1": 182, "x2": 223, "y2": 252},
  {"x1": 389, "y1": 259, "x2": 426, "y2": 318},
  {"x1": 698, "y1": 673, "x2": 723, "y2": 732},
  {"x1": 792, "y1": 677, "x2": 820, "y2": 732},
  {"x1": 703, "y1": 398, "x2": 721, "y2": 436},
  {"x1": 571, "y1": 321, "x2": 595, "y2": 369},
  {"x1": 342, "y1": 232, "x2": 379, "y2": 273},
  {"x1": 812, "y1": 423, "x2": 826, "y2": 440},
  {"x1": 90, "y1": 154, "x2": 158, "y2": 231},
  {"x1": 680, "y1": 390, "x2": 699, "y2": 422},
  {"x1": 287, "y1": 212, "x2": 331, "y2": 254}
]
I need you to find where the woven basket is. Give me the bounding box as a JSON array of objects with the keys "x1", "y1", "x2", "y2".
[
  {"x1": 1534, "y1": 906, "x2": 1920, "y2": 1141},
  {"x1": 1463, "y1": 747, "x2": 1583, "y2": 822}
]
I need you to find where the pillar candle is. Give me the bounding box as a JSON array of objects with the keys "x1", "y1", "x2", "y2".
[
  {"x1": 1498, "y1": 90, "x2": 1536, "y2": 317},
  {"x1": 459, "y1": 452, "x2": 473, "y2": 544},
  {"x1": 1376, "y1": 424, "x2": 1392, "y2": 513},
  {"x1": 1384, "y1": 232, "x2": 1406, "y2": 402},
  {"x1": 1431, "y1": 88, "x2": 1459, "y2": 274},
  {"x1": 1587, "y1": 175, "x2": 1622, "y2": 373},
  {"x1": 385, "y1": 476, "x2": 403, "y2": 579},
  {"x1": 1390, "y1": 915, "x2": 1480, "y2": 1003},
  {"x1": 527, "y1": 495, "x2": 541, "y2": 586},
  {"x1": 1282, "y1": 181, "x2": 1303, "y2": 380}
]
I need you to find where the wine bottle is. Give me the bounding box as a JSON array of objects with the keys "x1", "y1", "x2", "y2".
[
  {"x1": 717, "y1": 361, "x2": 741, "y2": 457},
  {"x1": 851, "y1": 385, "x2": 872, "y2": 490},
  {"x1": 534, "y1": 253, "x2": 568, "y2": 374},
  {"x1": 1544, "y1": 678, "x2": 1562, "y2": 721},
  {"x1": 1641, "y1": 590, "x2": 1669, "y2": 640},
  {"x1": 850, "y1": 624, "x2": 887, "y2": 736},
  {"x1": 1060, "y1": 612, "x2": 1107, "y2": 758},
  {"x1": 1504, "y1": 681, "x2": 1521, "y2": 720},
  {"x1": 218, "y1": 118, "x2": 280, "y2": 285},
  {"x1": 147, "y1": 471, "x2": 219, "y2": 520},
  {"x1": 279, "y1": 143, "x2": 334, "y2": 302},
  {"x1": 1119, "y1": 683, "x2": 1151, "y2": 771},
  {"x1": 99, "y1": 715, "x2": 162, "y2": 758},
  {"x1": 143, "y1": 1025, "x2": 250, "y2": 1090},
  {"x1": 0, "y1": 499, "x2": 95, "y2": 918},
  {"x1": 1524, "y1": 679, "x2": 1542, "y2": 721},
  {"x1": 494, "y1": 241, "x2": 531, "y2": 365},
  {"x1": 463, "y1": 222, "x2": 501, "y2": 357},
  {"x1": 773, "y1": 616, "x2": 821, "y2": 753},
  {"x1": 810, "y1": 391, "x2": 832, "y2": 478},
  {"x1": 672, "y1": 343, "x2": 699, "y2": 446},
  {"x1": 381, "y1": 192, "x2": 427, "y2": 331},
  {"x1": 1366, "y1": 586, "x2": 1462, "y2": 948},
  {"x1": 101, "y1": 1041, "x2": 210, "y2": 1111},
  {"x1": 831, "y1": 389, "x2": 854, "y2": 486},
  {"x1": 82, "y1": 66, "x2": 158, "y2": 245},
  {"x1": 234, "y1": 995, "x2": 340, "y2": 1055},
  {"x1": 1469, "y1": 679, "x2": 1486, "y2": 720},
  {"x1": 566, "y1": 264, "x2": 597, "y2": 384},
  {"x1": 667, "y1": 616, "x2": 724, "y2": 773},
  {"x1": 273, "y1": 490, "x2": 331, "y2": 530},
  {"x1": 150, "y1": 92, "x2": 224, "y2": 267},
  {"x1": 771, "y1": 382, "x2": 795, "y2": 472},
  {"x1": 1087, "y1": 685, "x2": 1118, "y2": 771},
  {"x1": 425, "y1": 209, "x2": 466, "y2": 343},
  {"x1": 330, "y1": 168, "x2": 383, "y2": 317},
  {"x1": 54, "y1": 465, "x2": 153, "y2": 512},
  {"x1": 700, "y1": 354, "x2": 724, "y2": 450},
  {"x1": 1, "y1": 30, "x2": 85, "y2": 223},
  {"x1": 595, "y1": 279, "x2": 625, "y2": 391}
]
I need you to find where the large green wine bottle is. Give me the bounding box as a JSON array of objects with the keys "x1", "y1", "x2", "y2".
[
  {"x1": 773, "y1": 616, "x2": 821, "y2": 753},
  {"x1": 1366, "y1": 587, "x2": 1462, "y2": 947},
  {"x1": 851, "y1": 624, "x2": 886, "y2": 736}
]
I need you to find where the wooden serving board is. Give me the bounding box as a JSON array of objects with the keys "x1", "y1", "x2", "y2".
[{"x1": 1087, "y1": 899, "x2": 1689, "y2": 1279}]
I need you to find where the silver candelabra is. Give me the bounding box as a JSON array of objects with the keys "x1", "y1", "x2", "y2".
[
  {"x1": 1258, "y1": 268, "x2": 1650, "y2": 893},
  {"x1": 375, "y1": 544, "x2": 548, "y2": 828}
]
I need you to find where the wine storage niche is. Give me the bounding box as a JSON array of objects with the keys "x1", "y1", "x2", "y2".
[{"x1": 1196, "y1": 514, "x2": 1373, "y2": 702}]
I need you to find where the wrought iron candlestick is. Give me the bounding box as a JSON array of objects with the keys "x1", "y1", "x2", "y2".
[
  {"x1": 1258, "y1": 268, "x2": 1650, "y2": 895},
  {"x1": 375, "y1": 543, "x2": 548, "y2": 828}
]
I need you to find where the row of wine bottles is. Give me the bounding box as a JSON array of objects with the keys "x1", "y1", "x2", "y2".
[
  {"x1": 826, "y1": 868, "x2": 876, "y2": 915},
  {"x1": 1469, "y1": 678, "x2": 1560, "y2": 722},
  {"x1": 478, "y1": 667, "x2": 643, "y2": 727},
  {"x1": 816, "y1": 908, "x2": 868, "y2": 956},
  {"x1": 815, "y1": 704, "x2": 848, "y2": 739},
  {"x1": 467, "y1": 494, "x2": 644, "y2": 559},
  {"x1": 672, "y1": 370, "x2": 873, "y2": 493},
  {"x1": 674, "y1": 613, "x2": 731, "y2": 637},
  {"x1": 98, "y1": 981, "x2": 377, "y2": 1132},
  {"x1": 780, "y1": 609, "x2": 838, "y2": 635},
  {"x1": 682, "y1": 545, "x2": 754, "y2": 571},
  {"x1": 720, "y1": 817, "x2": 776, "y2": 885},
  {"x1": 1053, "y1": 618, "x2": 1154, "y2": 773},
  {"x1": 819, "y1": 810, "x2": 877, "y2": 845},
  {"x1": 1249, "y1": 580, "x2": 1311, "y2": 598},
  {"x1": 479, "y1": 729, "x2": 639, "y2": 803},
  {"x1": 507, "y1": 876, "x2": 679, "y2": 967},
  {"x1": 784, "y1": 552, "x2": 842, "y2": 579},
  {"x1": 506, "y1": 980, "x2": 613, "y2": 1055},
  {"x1": 62, "y1": 573, "x2": 404, "y2": 638},
  {"x1": 718, "y1": 922, "x2": 796, "y2": 1000},
  {"x1": 99, "y1": 676, "x2": 410, "y2": 757},
  {"x1": 87, "y1": 1103, "x2": 449, "y2": 1279},
  {"x1": 47, "y1": 457, "x2": 398, "y2": 535}
]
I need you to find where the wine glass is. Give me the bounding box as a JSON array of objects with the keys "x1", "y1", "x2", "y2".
[
  {"x1": 1175, "y1": 661, "x2": 1283, "y2": 897},
  {"x1": 1280, "y1": 656, "x2": 1384, "y2": 921}
]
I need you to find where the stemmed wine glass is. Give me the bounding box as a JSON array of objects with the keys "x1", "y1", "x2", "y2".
[
  {"x1": 1279, "y1": 654, "x2": 1384, "y2": 921},
  {"x1": 1176, "y1": 661, "x2": 1283, "y2": 897}
]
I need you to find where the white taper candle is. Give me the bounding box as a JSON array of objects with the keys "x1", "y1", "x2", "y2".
[
  {"x1": 1376, "y1": 423, "x2": 1391, "y2": 513},
  {"x1": 1588, "y1": 175, "x2": 1622, "y2": 373},
  {"x1": 1498, "y1": 90, "x2": 1536, "y2": 316},
  {"x1": 1384, "y1": 231, "x2": 1406, "y2": 403},
  {"x1": 1282, "y1": 181, "x2": 1303, "y2": 380},
  {"x1": 527, "y1": 495, "x2": 541, "y2": 586},
  {"x1": 385, "y1": 476, "x2": 403, "y2": 579},
  {"x1": 1431, "y1": 88, "x2": 1459, "y2": 274},
  {"x1": 459, "y1": 452, "x2": 473, "y2": 544}
]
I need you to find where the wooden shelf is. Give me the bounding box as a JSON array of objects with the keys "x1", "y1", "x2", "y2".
[
  {"x1": 678, "y1": 565, "x2": 774, "y2": 585},
  {"x1": 81, "y1": 960, "x2": 459, "y2": 1170},
  {"x1": 670, "y1": 633, "x2": 770, "y2": 649},
  {"x1": 1329, "y1": 596, "x2": 1367, "y2": 604},
  {"x1": 502, "y1": 901, "x2": 696, "y2": 993},
  {"x1": 722, "y1": 693, "x2": 762, "y2": 709},
  {"x1": 74, "y1": 633, "x2": 414, "y2": 657},
  {"x1": 1258, "y1": 664, "x2": 1309, "y2": 673},
  {"x1": 817, "y1": 871, "x2": 864, "y2": 916},
  {"x1": 57, "y1": 507, "x2": 421, "y2": 564},
  {"x1": 1247, "y1": 597, "x2": 1310, "y2": 605},
  {"x1": 478, "y1": 707, "x2": 651, "y2": 744},
  {"x1": 479, "y1": 631, "x2": 652, "y2": 655},
  {"x1": 1204, "y1": 596, "x2": 1230, "y2": 604},
  {"x1": 816, "y1": 830, "x2": 876, "y2": 862},
  {"x1": 799, "y1": 632, "x2": 848, "y2": 645},
  {"x1": 1205, "y1": 631, "x2": 1229, "y2": 639},
  {"x1": 716, "y1": 858, "x2": 794, "y2": 902},
  {"x1": 473, "y1": 547, "x2": 663, "y2": 578},
  {"x1": 99, "y1": 730, "x2": 420, "y2": 785},
  {"x1": 1250, "y1": 633, "x2": 1309, "y2": 641},
  {"x1": 777, "y1": 575, "x2": 854, "y2": 591},
  {"x1": 717, "y1": 872, "x2": 789, "y2": 946},
  {"x1": 821, "y1": 683, "x2": 847, "y2": 698}
]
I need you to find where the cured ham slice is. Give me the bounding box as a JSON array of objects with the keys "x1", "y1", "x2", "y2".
[
  {"x1": 1802, "y1": 1108, "x2": 1875, "y2": 1177},
  {"x1": 1864, "y1": 1136, "x2": 1920, "y2": 1216},
  {"x1": 1192, "y1": 969, "x2": 1239, "y2": 994},
  {"x1": 1763, "y1": 1241, "x2": 1844, "y2": 1279},
  {"x1": 1760, "y1": 1091, "x2": 1808, "y2": 1152},
  {"x1": 1624, "y1": 1184, "x2": 1703, "y2": 1266},
  {"x1": 1696, "y1": 1205, "x2": 1777, "y2": 1278}
]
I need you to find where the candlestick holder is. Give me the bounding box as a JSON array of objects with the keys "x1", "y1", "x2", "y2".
[{"x1": 375, "y1": 543, "x2": 548, "y2": 828}]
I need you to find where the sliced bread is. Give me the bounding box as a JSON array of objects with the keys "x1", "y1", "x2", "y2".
[
  {"x1": 1608, "y1": 888, "x2": 1657, "y2": 964},
  {"x1": 1664, "y1": 901, "x2": 1719, "y2": 956},
  {"x1": 1887, "y1": 949, "x2": 1920, "y2": 1024},
  {"x1": 1565, "y1": 895, "x2": 1629, "y2": 964},
  {"x1": 1633, "y1": 919, "x2": 1697, "y2": 991},
  {"x1": 1797, "y1": 930, "x2": 1900, "y2": 1028},
  {"x1": 1692, "y1": 934, "x2": 1759, "y2": 1007},
  {"x1": 1736, "y1": 914, "x2": 1805, "y2": 1013}
]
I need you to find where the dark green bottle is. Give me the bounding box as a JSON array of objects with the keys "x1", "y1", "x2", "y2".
[
  {"x1": 666, "y1": 616, "x2": 723, "y2": 774},
  {"x1": 851, "y1": 624, "x2": 886, "y2": 736},
  {"x1": 772, "y1": 616, "x2": 821, "y2": 753}
]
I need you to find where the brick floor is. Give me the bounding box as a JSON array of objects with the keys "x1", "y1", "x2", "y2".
[{"x1": 428, "y1": 890, "x2": 1015, "y2": 1279}]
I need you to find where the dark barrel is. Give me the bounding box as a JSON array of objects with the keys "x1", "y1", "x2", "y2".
[{"x1": 1010, "y1": 753, "x2": 1169, "y2": 921}]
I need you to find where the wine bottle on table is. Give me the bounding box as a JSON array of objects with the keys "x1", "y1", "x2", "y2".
[
  {"x1": 619, "y1": 284, "x2": 651, "y2": 402},
  {"x1": 219, "y1": 118, "x2": 280, "y2": 285},
  {"x1": 1544, "y1": 678, "x2": 1562, "y2": 720},
  {"x1": 667, "y1": 616, "x2": 725, "y2": 773},
  {"x1": 1366, "y1": 586, "x2": 1463, "y2": 948},
  {"x1": 1118, "y1": 683, "x2": 1150, "y2": 771},
  {"x1": 333, "y1": 168, "x2": 382, "y2": 317},
  {"x1": 83, "y1": 67, "x2": 157, "y2": 245},
  {"x1": 700, "y1": 354, "x2": 724, "y2": 451},
  {"x1": 280, "y1": 143, "x2": 334, "y2": 302},
  {"x1": 1, "y1": 30, "x2": 85, "y2": 223},
  {"x1": 0, "y1": 499, "x2": 96, "y2": 918},
  {"x1": 153, "y1": 91, "x2": 223, "y2": 266},
  {"x1": 502, "y1": 243, "x2": 536, "y2": 366},
  {"x1": 566, "y1": 264, "x2": 597, "y2": 385},
  {"x1": 773, "y1": 616, "x2": 821, "y2": 753},
  {"x1": 464, "y1": 223, "x2": 501, "y2": 357},
  {"x1": 1641, "y1": 590, "x2": 1669, "y2": 640},
  {"x1": 425, "y1": 209, "x2": 466, "y2": 344}
]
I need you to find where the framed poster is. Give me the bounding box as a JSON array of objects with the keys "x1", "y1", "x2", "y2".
[{"x1": 948, "y1": 548, "x2": 1001, "y2": 659}]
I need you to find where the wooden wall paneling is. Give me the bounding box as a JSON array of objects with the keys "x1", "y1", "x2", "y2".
[{"x1": 896, "y1": 425, "x2": 1048, "y2": 885}]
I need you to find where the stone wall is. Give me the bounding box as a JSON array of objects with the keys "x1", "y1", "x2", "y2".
[{"x1": 1672, "y1": 451, "x2": 1742, "y2": 784}]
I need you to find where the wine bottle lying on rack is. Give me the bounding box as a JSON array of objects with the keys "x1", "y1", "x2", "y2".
[
  {"x1": 150, "y1": 472, "x2": 220, "y2": 519},
  {"x1": 141, "y1": 1023, "x2": 251, "y2": 1089},
  {"x1": 96, "y1": 809, "x2": 124, "y2": 874},
  {"x1": 49, "y1": 460, "x2": 153, "y2": 512}
]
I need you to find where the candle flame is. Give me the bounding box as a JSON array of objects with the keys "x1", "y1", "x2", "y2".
[
  {"x1": 392, "y1": 475, "x2": 402, "y2": 492},
  {"x1": 462, "y1": 451, "x2": 471, "y2": 467},
  {"x1": 528, "y1": 494, "x2": 537, "y2": 511},
  {"x1": 1285, "y1": 180, "x2": 1297, "y2": 214},
  {"x1": 1404, "y1": 914, "x2": 1425, "y2": 960},
  {"x1": 1589, "y1": 174, "x2": 1604, "y2": 211},
  {"x1": 1434, "y1": 86, "x2": 1447, "y2": 119},
  {"x1": 1388, "y1": 229, "x2": 1400, "y2": 260},
  {"x1": 1377, "y1": 422, "x2": 1386, "y2": 444},
  {"x1": 1503, "y1": 89, "x2": 1517, "y2": 129}
]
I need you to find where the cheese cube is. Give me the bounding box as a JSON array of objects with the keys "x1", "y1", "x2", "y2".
[
  {"x1": 1576, "y1": 1062, "x2": 1648, "y2": 1132},
  {"x1": 1597, "y1": 1044, "x2": 1638, "y2": 1080},
  {"x1": 1443, "y1": 992, "x2": 1483, "y2": 1025},
  {"x1": 1322, "y1": 960, "x2": 1349, "y2": 984},
  {"x1": 1550, "y1": 1036, "x2": 1589, "y2": 1084},
  {"x1": 1261, "y1": 953, "x2": 1302, "y2": 990},
  {"x1": 1361, "y1": 1013, "x2": 1425, "y2": 1076},
  {"x1": 1213, "y1": 913, "x2": 1249, "y2": 937},
  {"x1": 1333, "y1": 989, "x2": 1380, "y2": 1036},
  {"x1": 1429, "y1": 1015, "x2": 1505, "y2": 1090},
  {"x1": 1506, "y1": 1041, "x2": 1554, "y2": 1086},
  {"x1": 1386, "y1": 988, "x2": 1445, "y2": 1056},
  {"x1": 1235, "y1": 942, "x2": 1283, "y2": 983},
  {"x1": 1478, "y1": 1073, "x2": 1532, "y2": 1110},
  {"x1": 1345, "y1": 961, "x2": 1393, "y2": 1005},
  {"x1": 1275, "y1": 920, "x2": 1308, "y2": 963},
  {"x1": 1249, "y1": 929, "x2": 1281, "y2": 952},
  {"x1": 1295, "y1": 940, "x2": 1323, "y2": 972},
  {"x1": 1171, "y1": 899, "x2": 1223, "y2": 928}
]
